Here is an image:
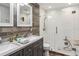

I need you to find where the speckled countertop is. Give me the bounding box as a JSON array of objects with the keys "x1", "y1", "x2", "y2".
[{"x1": 0, "y1": 35, "x2": 43, "y2": 56}]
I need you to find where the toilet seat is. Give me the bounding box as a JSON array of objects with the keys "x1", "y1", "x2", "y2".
[{"x1": 44, "y1": 43, "x2": 50, "y2": 50}]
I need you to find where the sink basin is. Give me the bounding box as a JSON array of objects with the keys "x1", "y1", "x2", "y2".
[
  {"x1": 16, "y1": 36, "x2": 37, "y2": 44},
  {"x1": 16, "y1": 37, "x2": 30, "y2": 44},
  {"x1": 0, "y1": 42, "x2": 19, "y2": 54}
]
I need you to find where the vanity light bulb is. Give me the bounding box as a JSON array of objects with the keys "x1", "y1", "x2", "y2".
[{"x1": 48, "y1": 6, "x2": 52, "y2": 9}]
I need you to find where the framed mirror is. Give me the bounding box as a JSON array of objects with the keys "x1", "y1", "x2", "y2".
[
  {"x1": 17, "y1": 3, "x2": 32, "y2": 27},
  {"x1": 0, "y1": 3, "x2": 14, "y2": 26}
]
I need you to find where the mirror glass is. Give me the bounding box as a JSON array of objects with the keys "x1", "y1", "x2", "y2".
[
  {"x1": 0, "y1": 3, "x2": 13, "y2": 26},
  {"x1": 0, "y1": 3, "x2": 10, "y2": 23},
  {"x1": 17, "y1": 3, "x2": 32, "y2": 27}
]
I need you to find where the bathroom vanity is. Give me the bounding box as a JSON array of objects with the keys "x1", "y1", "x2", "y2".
[
  {"x1": 9, "y1": 38, "x2": 43, "y2": 56},
  {"x1": 0, "y1": 36, "x2": 43, "y2": 56}
]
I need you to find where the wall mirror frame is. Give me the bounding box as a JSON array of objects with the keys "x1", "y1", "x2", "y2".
[
  {"x1": 17, "y1": 3, "x2": 32, "y2": 27},
  {"x1": 0, "y1": 3, "x2": 14, "y2": 27}
]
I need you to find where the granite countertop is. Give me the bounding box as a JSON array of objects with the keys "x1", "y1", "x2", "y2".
[{"x1": 0, "y1": 35, "x2": 43, "y2": 56}]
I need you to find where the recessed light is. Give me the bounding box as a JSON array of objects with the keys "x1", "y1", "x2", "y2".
[
  {"x1": 68, "y1": 3, "x2": 72, "y2": 5},
  {"x1": 48, "y1": 6, "x2": 52, "y2": 9}
]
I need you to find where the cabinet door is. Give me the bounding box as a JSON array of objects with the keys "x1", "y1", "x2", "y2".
[
  {"x1": 37, "y1": 44, "x2": 43, "y2": 56},
  {"x1": 24, "y1": 48, "x2": 32, "y2": 56},
  {"x1": 33, "y1": 43, "x2": 43, "y2": 56},
  {"x1": 23, "y1": 45, "x2": 33, "y2": 56},
  {"x1": 9, "y1": 50, "x2": 22, "y2": 56},
  {"x1": 33, "y1": 45, "x2": 38, "y2": 56}
]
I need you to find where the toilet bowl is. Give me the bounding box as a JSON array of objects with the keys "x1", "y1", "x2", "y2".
[{"x1": 43, "y1": 43, "x2": 50, "y2": 56}]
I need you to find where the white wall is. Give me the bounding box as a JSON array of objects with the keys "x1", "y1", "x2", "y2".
[
  {"x1": 40, "y1": 5, "x2": 79, "y2": 50},
  {"x1": 40, "y1": 8, "x2": 46, "y2": 43}
]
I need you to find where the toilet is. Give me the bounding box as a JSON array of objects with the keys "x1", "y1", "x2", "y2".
[{"x1": 43, "y1": 43, "x2": 50, "y2": 56}]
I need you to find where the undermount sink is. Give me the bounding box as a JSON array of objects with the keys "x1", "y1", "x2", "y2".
[{"x1": 0, "y1": 42, "x2": 19, "y2": 54}]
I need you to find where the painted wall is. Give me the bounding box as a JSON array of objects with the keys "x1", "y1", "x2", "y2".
[
  {"x1": 40, "y1": 8, "x2": 50, "y2": 44},
  {"x1": 40, "y1": 5, "x2": 79, "y2": 50}
]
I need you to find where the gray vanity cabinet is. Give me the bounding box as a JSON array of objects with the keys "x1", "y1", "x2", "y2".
[
  {"x1": 9, "y1": 38, "x2": 43, "y2": 56},
  {"x1": 32, "y1": 39, "x2": 43, "y2": 56},
  {"x1": 23, "y1": 45, "x2": 33, "y2": 56},
  {"x1": 37, "y1": 43, "x2": 43, "y2": 56},
  {"x1": 23, "y1": 48, "x2": 33, "y2": 56},
  {"x1": 9, "y1": 49, "x2": 23, "y2": 56},
  {"x1": 23, "y1": 38, "x2": 43, "y2": 56}
]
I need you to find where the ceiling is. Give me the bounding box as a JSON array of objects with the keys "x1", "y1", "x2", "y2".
[{"x1": 39, "y1": 3, "x2": 79, "y2": 11}]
